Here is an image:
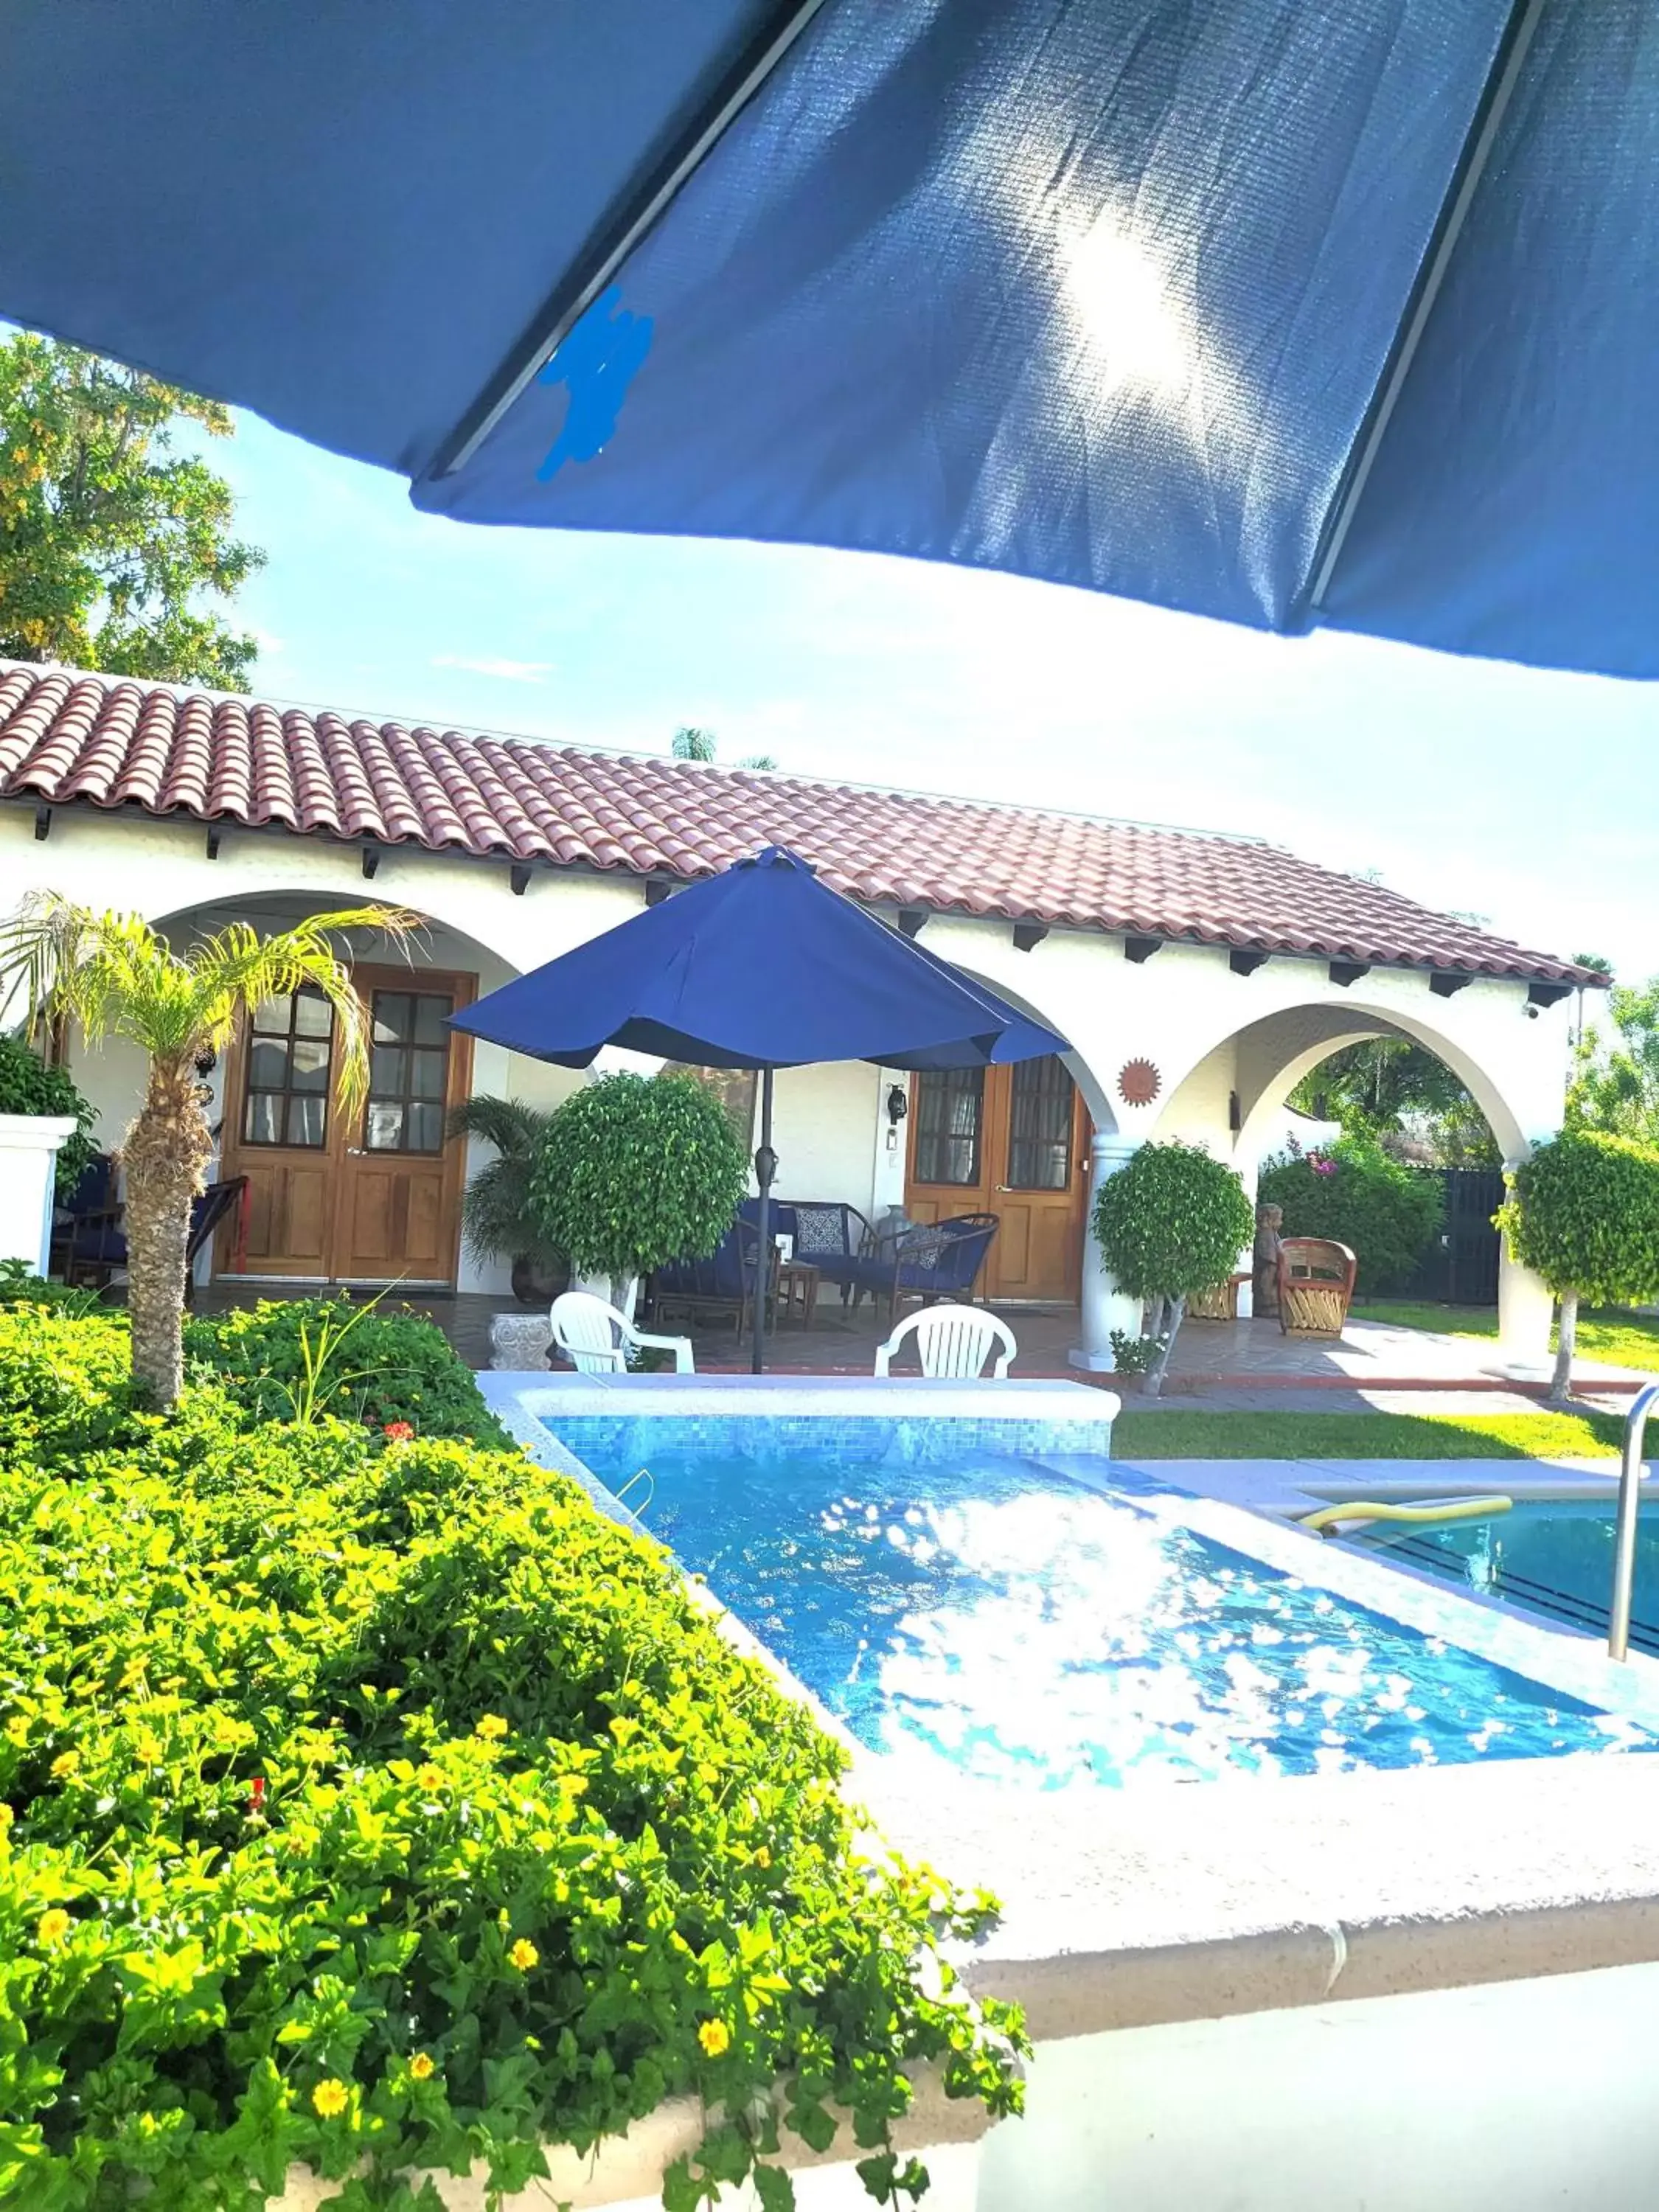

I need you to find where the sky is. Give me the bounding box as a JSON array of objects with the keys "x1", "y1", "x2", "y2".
[{"x1": 210, "y1": 409, "x2": 1659, "y2": 984}]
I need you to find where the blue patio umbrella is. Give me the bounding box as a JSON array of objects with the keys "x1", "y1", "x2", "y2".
[
  {"x1": 450, "y1": 845, "x2": 1068, "y2": 1371},
  {"x1": 2, "y1": 1, "x2": 1656, "y2": 677}
]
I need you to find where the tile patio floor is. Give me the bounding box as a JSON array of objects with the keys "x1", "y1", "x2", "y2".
[{"x1": 195, "y1": 1281, "x2": 1650, "y2": 1412}]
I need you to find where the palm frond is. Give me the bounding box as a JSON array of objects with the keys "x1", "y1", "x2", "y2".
[
  {"x1": 445, "y1": 1094, "x2": 549, "y2": 1158},
  {"x1": 0, "y1": 894, "x2": 424, "y2": 1106}
]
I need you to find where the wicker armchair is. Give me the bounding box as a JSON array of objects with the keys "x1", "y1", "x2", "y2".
[{"x1": 1276, "y1": 1238, "x2": 1357, "y2": 1338}]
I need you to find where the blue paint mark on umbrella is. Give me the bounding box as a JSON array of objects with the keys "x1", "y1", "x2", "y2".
[{"x1": 535, "y1": 285, "x2": 653, "y2": 482}]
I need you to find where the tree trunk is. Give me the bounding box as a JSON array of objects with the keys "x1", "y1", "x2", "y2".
[
  {"x1": 120, "y1": 1056, "x2": 213, "y2": 1408},
  {"x1": 1144, "y1": 1293, "x2": 1186, "y2": 1400},
  {"x1": 1547, "y1": 1287, "x2": 1579, "y2": 1408}
]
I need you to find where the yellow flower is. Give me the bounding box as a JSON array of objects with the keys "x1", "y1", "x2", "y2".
[
  {"x1": 4, "y1": 1716, "x2": 28, "y2": 1745},
  {"x1": 475, "y1": 1715, "x2": 509, "y2": 1741},
  {"x1": 36, "y1": 1909, "x2": 71, "y2": 1947},
  {"x1": 415, "y1": 1765, "x2": 444, "y2": 1791},
  {"x1": 754, "y1": 1846, "x2": 771, "y2": 1870},
  {"x1": 698, "y1": 2019, "x2": 731, "y2": 2059},
  {"x1": 408, "y1": 2051, "x2": 436, "y2": 2082},
  {"x1": 508, "y1": 1938, "x2": 539, "y2": 1972},
  {"x1": 51, "y1": 1751, "x2": 80, "y2": 1779},
  {"x1": 311, "y1": 2079, "x2": 349, "y2": 2119}
]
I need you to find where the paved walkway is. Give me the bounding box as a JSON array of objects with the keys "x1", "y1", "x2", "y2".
[
  {"x1": 195, "y1": 1280, "x2": 1650, "y2": 1412},
  {"x1": 1121, "y1": 1455, "x2": 1638, "y2": 1517}
]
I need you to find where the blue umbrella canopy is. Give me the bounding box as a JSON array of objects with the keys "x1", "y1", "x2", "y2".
[
  {"x1": 450, "y1": 845, "x2": 1068, "y2": 1069},
  {"x1": 6, "y1": 1, "x2": 1651, "y2": 675},
  {"x1": 452, "y1": 844, "x2": 1068, "y2": 1372}
]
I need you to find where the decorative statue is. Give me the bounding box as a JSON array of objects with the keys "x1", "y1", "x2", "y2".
[{"x1": 1253, "y1": 1201, "x2": 1284, "y2": 1316}]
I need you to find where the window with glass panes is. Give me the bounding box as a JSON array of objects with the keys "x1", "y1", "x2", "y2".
[
  {"x1": 1005, "y1": 1055, "x2": 1074, "y2": 1189},
  {"x1": 912, "y1": 1066, "x2": 984, "y2": 1185},
  {"x1": 364, "y1": 990, "x2": 452, "y2": 1153},
  {"x1": 243, "y1": 987, "x2": 335, "y2": 1147}
]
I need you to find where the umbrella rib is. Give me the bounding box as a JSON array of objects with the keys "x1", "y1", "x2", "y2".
[
  {"x1": 1304, "y1": 0, "x2": 1548, "y2": 613},
  {"x1": 425, "y1": 0, "x2": 833, "y2": 482}
]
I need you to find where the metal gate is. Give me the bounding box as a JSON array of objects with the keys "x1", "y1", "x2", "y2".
[{"x1": 1403, "y1": 1167, "x2": 1504, "y2": 1305}]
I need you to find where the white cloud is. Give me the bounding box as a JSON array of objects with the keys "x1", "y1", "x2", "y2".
[{"x1": 431, "y1": 654, "x2": 552, "y2": 684}]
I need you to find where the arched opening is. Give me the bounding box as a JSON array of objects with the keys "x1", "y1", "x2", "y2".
[
  {"x1": 1125, "y1": 998, "x2": 1554, "y2": 1363},
  {"x1": 62, "y1": 891, "x2": 581, "y2": 1298}
]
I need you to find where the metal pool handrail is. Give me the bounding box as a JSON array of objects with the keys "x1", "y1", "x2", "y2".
[{"x1": 1607, "y1": 1381, "x2": 1659, "y2": 1661}]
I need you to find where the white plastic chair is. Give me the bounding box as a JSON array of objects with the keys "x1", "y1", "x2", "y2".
[
  {"x1": 873, "y1": 1303, "x2": 1016, "y2": 1380},
  {"x1": 549, "y1": 1291, "x2": 695, "y2": 1375}
]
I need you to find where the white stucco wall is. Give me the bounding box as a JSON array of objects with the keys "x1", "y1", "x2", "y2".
[{"x1": 2, "y1": 804, "x2": 1578, "y2": 1339}]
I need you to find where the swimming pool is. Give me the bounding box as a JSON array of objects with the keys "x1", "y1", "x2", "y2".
[
  {"x1": 546, "y1": 1413, "x2": 1653, "y2": 1788},
  {"x1": 1348, "y1": 1500, "x2": 1659, "y2": 1656}
]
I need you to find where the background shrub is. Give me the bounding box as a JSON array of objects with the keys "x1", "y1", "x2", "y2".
[
  {"x1": 0, "y1": 1031, "x2": 98, "y2": 1195},
  {"x1": 0, "y1": 1343, "x2": 1023, "y2": 2208},
  {"x1": 1258, "y1": 1135, "x2": 1442, "y2": 1294},
  {"x1": 184, "y1": 1295, "x2": 512, "y2": 1448}
]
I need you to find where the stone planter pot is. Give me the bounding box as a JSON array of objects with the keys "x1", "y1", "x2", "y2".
[
  {"x1": 488, "y1": 1310, "x2": 554, "y2": 1371},
  {"x1": 0, "y1": 1113, "x2": 80, "y2": 1276}
]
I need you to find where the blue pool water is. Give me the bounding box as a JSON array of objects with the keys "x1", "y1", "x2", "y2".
[
  {"x1": 546, "y1": 1417, "x2": 1652, "y2": 1789},
  {"x1": 1350, "y1": 1500, "x2": 1659, "y2": 1658}
]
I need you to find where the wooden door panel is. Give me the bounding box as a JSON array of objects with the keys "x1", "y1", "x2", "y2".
[
  {"x1": 219, "y1": 960, "x2": 474, "y2": 1287},
  {"x1": 907, "y1": 1058, "x2": 1088, "y2": 1303},
  {"x1": 333, "y1": 965, "x2": 473, "y2": 1284},
  {"x1": 242, "y1": 1161, "x2": 331, "y2": 1275}
]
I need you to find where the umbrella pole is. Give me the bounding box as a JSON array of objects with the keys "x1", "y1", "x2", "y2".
[{"x1": 751, "y1": 1066, "x2": 777, "y2": 1375}]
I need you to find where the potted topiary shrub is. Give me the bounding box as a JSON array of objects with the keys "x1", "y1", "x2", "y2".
[
  {"x1": 529, "y1": 1071, "x2": 749, "y2": 1315},
  {"x1": 1496, "y1": 1129, "x2": 1659, "y2": 1404},
  {"x1": 1093, "y1": 1140, "x2": 1256, "y2": 1398},
  {"x1": 445, "y1": 1095, "x2": 571, "y2": 1305}
]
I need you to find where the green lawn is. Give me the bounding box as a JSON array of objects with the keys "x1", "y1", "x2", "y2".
[
  {"x1": 1350, "y1": 1301, "x2": 1659, "y2": 1372},
  {"x1": 1113, "y1": 1408, "x2": 1624, "y2": 1460}
]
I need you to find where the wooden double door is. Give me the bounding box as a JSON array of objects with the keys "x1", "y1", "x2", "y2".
[
  {"x1": 904, "y1": 1055, "x2": 1090, "y2": 1301},
  {"x1": 220, "y1": 964, "x2": 475, "y2": 1284}
]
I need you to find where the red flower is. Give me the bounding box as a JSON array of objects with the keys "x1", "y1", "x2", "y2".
[
  {"x1": 248, "y1": 1776, "x2": 266, "y2": 1812},
  {"x1": 383, "y1": 1421, "x2": 415, "y2": 1443}
]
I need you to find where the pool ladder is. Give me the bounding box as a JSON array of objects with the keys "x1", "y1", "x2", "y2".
[{"x1": 1607, "y1": 1381, "x2": 1659, "y2": 1661}]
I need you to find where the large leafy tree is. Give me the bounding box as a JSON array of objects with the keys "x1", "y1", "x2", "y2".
[
  {"x1": 1291, "y1": 1037, "x2": 1498, "y2": 1166},
  {"x1": 0, "y1": 895, "x2": 413, "y2": 1406},
  {"x1": 1568, "y1": 975, "x2": 1659, "y2": 1147},
  {"x1": 0, "y1": 332, "x2": 262, "y2": 684}
]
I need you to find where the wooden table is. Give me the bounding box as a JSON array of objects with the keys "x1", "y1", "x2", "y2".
[{"x1": 773, "y1": 1259, "x2": 820, "y2": 1328}]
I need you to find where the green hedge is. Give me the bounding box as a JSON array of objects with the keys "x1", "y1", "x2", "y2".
[
  {"x1": 184, "y1": 1295, "x2": 513, "y2": 1449},
  {"x1": 0, "y1": 1318, "x2": 1023, "y2": 2208},
  {"x1": 1258, "y1": 1138, "x2": 1443, "y2": 1295}
]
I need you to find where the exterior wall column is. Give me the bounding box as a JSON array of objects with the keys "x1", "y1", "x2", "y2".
[
  {"x1": 1070, "y1": 1132, "x2": 1145, "y2": 1374},
  {"x1": 1498, "y1": 1158, "x2": 1554, "y2": 1370}
]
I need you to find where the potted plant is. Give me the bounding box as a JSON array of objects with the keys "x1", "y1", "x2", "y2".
[
  {"x1": 1092, "y1": 1139, "x2": 1255, "y2": 1398},
  {"x1": 0, "y1": 1029, "x2": 100, "y2": 1277},
  {"x1": 445, "y1": 1094, "x2": 571, "y2": 1305},
  {"x1": 529, "y1": 1071, "x2": 748, "y2": 1315}
]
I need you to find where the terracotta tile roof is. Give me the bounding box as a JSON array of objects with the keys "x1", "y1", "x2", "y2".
[{"x1": 0, "y1": 661, "x2": 1596, "y2": 986}]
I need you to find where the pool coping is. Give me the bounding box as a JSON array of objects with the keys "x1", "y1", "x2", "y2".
[{"x1": 481, "y1": 1371, "x2": 1659, "y2": 2043}]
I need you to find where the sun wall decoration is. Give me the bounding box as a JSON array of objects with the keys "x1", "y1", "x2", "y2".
[{"x1": 1116, "y1": 1057, "x2": 1162, "y2": 1107}]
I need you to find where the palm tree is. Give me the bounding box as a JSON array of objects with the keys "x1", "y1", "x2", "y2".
[
  {"x1": 445, "y1": 1093, "x2": 569, "y2": 1303},
  {"x1": 0, "y1": 894, "x2": 415, "y2": 1405}
]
